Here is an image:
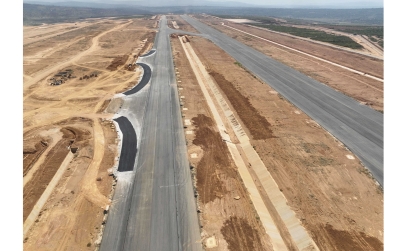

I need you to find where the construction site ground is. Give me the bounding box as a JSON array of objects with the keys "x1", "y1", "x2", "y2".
[
  {"x1": 23, "y1": 17, "x2": 156, "y2": 250},
  {"x1": 171, "y1": 15, "x2": 383, "y2": 251},
  {"x1": 194, "y1": 15, "x2": 383, "y2": 113}
]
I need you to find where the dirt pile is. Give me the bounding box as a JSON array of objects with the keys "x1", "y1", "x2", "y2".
[
  {"x1": 312, "y1": 224, "x2": 383, "y2": 251},
  {"x1": 23, "y1": 141, "x2": 47, "y2": 176},
  {"x1": 209, "y1": 71, "x2": 274, "y2": 140},
  {"x1": 192, "y1": 114, "x2": 236, "y2": 204},
  {"x1": 221, "y1": 216, "x2": 263, "y2": 251},
  {"x1": 23, "y1": 128, "x2": 76, "y2": 221},
  {"x1": 106, "y1": 55, "x2": 129, "y2": 71},
  {"x1": 139, "y1": 32, "x2": 156, "y2": 55}
]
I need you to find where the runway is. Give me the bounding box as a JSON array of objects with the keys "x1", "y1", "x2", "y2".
[
  {"x1": 99, "y1": 16, "x2": 202, "y2": 251},
  {"x1": 181, "y1": 14, "x2": 383, "y2": 186}
]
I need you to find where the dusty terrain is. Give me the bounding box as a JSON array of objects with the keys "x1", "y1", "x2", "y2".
[
  {"x1": 171, "y1": 15, "x2": 383, "y2": 250},
  {"x1": 194, "y1": 15, "x2": 383, "y2": 112},
  {"x1": 171, "y1": 36, "x2": 273, "y2": 250},
  {"x1": 168, "y1": 15, "x2": 199, "y2": 33},
  {"x1": 23, "y1": 17, "x2": 156, "y2": 250}
]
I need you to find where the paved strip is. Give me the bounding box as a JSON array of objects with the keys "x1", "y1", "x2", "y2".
[
  {"x1": 123, "y1": 63, "x2": 152, "y2": 95},
  {"x1": 114, "y1": 116, "x2": 137, "y2": 172},
  {"x1": 221, "y1": 23, "x2": 383, "y2": 83},
  {"x1": 140, "y1": 49, "x2": 156, "y2": 57},
  {"x1": 181, "y1": 15, "x2": 383, "y2": 186},
  {"x1": 100, "y1": 16, "x2": 202, "y2": 251}
]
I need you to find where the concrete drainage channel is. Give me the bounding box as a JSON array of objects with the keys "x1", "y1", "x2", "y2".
[{"x1": 179, "y1": 36, "x2": 320, "y2": 251}]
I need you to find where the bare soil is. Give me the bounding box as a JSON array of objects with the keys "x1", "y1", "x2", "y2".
[
  {"x1": 221, "y1": 216, "x2": 264, "y2": 251},
  {"x1": 23, "y1": 17, "x2": 156, "y2": 250},
  {"x1": 23, "y1": 130, "x2": 73, "y2": 221},
  {"x1": 192, "y1": 114, "x2": 236, "y2": 204},
  {"x1": 194, "y1": 15, "x2": 383, "y2": 112},
  {"x1": 106, "y1": 55, "x2": 129, "y2": 71},
  {"x1": 171, "y1": 36, "x2": 273, "y2": 251},
  {"x1": 181, "y1": 34, "x2": 383, "y2": 250},
  {"x1": 209, "y1": 71, "x2": 274, "y2": 140},
  {"x1": 168, "y1": 15, "x2": 199, "y2": 33},
  {"x1": 23, "y1": 140, "x2": 48, "y2": 176}
]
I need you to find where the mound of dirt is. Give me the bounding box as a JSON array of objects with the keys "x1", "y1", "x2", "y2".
[
  {"x1": 221, "y1": 216, "x2": 263, "y2": 251},
  {"x1": 209, "y1": 71, "x2": 274, "y2": 140},
  {"x1": 192, "y1": 114, "x2": 236, "y2": 204},
  {"x1": 106, "y1": 55, "x2": 129, "y2": 71}
]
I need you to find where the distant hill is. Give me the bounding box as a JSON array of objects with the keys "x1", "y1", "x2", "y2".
[
  {"x1": 23, "y1": 3, "x2": 151, "y2": 25},
  {"x1": 23, "y1": 2, "x2": 383, "y2": 26}
]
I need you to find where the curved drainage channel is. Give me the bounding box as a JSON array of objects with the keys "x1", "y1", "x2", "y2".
[
  {"x1": 114, "y1": 116, "x2": 137, "y2": 172},
  {"x1": 140, "y1": 49, "x2": 156, "y2": 57},
  {"x1": 123, "y1": 63, "x2": 152, "y2": 95}
]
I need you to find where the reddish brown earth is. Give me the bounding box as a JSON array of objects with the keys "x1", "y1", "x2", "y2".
[
  {"x1": 173, "y1": 31, "x2": 383, "y2": 250},
  {"x1": 171, "y1": 36, "x2": 273, "y2": 250}
]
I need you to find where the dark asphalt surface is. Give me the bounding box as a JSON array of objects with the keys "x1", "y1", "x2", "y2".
[
  {"x1": 140, "y1": 49, "x2": 156, "y2": 57},
  {"x1": 123, "y1": 63, "x2": 152, "y2": 95},
  {"x1": 181, "y1": 15, "x2": 383, "y2": 186},
  {"x1": 99, "y1": 16, "x2": 202, "y2": 251},
  {"x1": 114, "y1": 116, "x2": 137, "y2": 172}
]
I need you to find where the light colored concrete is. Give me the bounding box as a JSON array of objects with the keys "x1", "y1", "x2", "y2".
[
  {"x1": 179, "y1": 37, "x2": 288, "y2": 251},
  {"x1": 171, "y1": 21, "x2": 180, "y2": 29},
  {"x1": 204, "y1": 235, "x2": 218, "y2": 248},
  {"x1": 24, "y1": 151, "x2": 74, "y2": 237},
  {"x1": 181, "y1": 37, "x2": 319, "y2": 251}
]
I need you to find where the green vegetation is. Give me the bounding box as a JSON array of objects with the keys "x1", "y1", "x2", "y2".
[
  {"x1": 321, "y1": 25, "x2": 383, "y2": 39},
  {"x1": 253, "y1": 24, "x2": 363, "y2": 49},
  {"x1": 234, "y1": 61, "x2": 243, "y2": 68}
]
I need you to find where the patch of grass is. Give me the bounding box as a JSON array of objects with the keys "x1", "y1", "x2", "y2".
[
  {"x1": 321, "y1": 25, "x2": 383, "y2": 39},
  {"x1": 234, "y1": 61, "x2": 243, "y2": 68},
  {"x1": 253, "y1": 24, "x2": 363, "y2": 49}
]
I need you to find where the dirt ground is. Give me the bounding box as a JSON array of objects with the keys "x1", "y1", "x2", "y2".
[
  {"x1": 171, "y1": 37, "x2": 273, "y2": 251},
  {"x1": 193, "y1": 15, "x2": 383, "y2": 113},
  {"x1": 172, "y1": 32, "x2": 383, "y2": 250},
  {"x1": 168, "y1": 15, "x2": 199, "y2": 33},
  {"x1": 23, "y1": 17, "x2": 156, "y2": 250}
]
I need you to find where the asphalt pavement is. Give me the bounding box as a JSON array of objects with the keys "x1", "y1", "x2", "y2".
[
  {"x1": 181, "y1": 15, "x2": 383, "y2": 186},
  {"x1": 140, "y1": 49, "x2": 156, "y2": 57},
  {"x1": 114, "y1": 116, "x2": 137, "y2": 172},
  {"x1": 123, "y1": 62, "x2": 152, "y2": 95},
  {"x1": 100, "y1": 16, "x2": 202, "y2": 251}
]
